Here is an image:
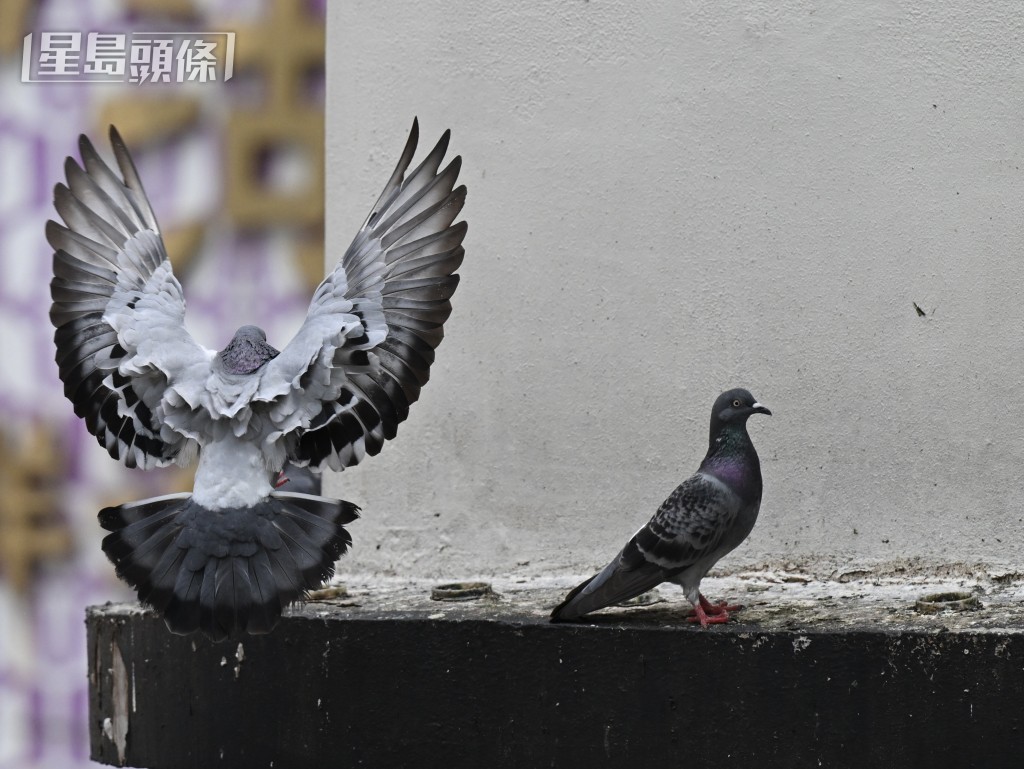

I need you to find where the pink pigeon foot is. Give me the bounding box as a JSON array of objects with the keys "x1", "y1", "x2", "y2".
[
  {"x1": 698, "y1": 592, "x2": 743, "y2": 614},
  {"x1": 273, "y1": 472, "x2": 289, "y2": 489},
  {"x1": 686, "y1": 593, "x2": 744, "y2": 627}
]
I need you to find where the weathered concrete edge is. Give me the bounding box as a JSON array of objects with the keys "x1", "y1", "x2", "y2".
[{"x1": 88, "y1": 599, "x2": 1024, "y2": 769}]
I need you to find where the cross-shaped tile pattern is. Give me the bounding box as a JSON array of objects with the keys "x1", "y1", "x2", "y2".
[
  {"x1": 0, "y1": 1, "x2": 327, "y2": 765},
  {"x1": 0, "y1": 427, "x2": 70, "y2": 593}
]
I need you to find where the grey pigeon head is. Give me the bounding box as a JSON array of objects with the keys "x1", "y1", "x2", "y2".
[
  {"x1": 702, "y1": 388, "x2": 770, "y2": 499},
  {"x1": 709, "y1": 388, "x2": 771, "y2": 433},
  {"x1": 219, "y1": 325, "x2": 280, "y2": 375}
]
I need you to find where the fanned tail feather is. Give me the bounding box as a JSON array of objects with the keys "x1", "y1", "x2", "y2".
[{"x1": 99, "y1": 491, "x2": 359, "y2": 641}]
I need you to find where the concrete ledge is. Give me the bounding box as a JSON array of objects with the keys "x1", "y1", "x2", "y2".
[{"x1": 88, "y1": 575, "x2": 1024, "y2": 768}]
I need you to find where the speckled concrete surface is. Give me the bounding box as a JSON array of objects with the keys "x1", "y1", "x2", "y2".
[{"x1": 93, "y1": 567, "x2": 1024, "y2": 634}]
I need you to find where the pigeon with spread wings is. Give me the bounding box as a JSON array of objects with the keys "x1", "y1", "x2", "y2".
[{"x1": 49, "y1": 121, "x2": 466, "y2": 640}]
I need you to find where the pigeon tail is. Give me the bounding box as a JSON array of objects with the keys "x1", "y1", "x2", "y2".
[
  {"x1": 550, "y1": 552, "x2": 666, "y2": 622},
  {"x1": 98, "y1": 491, "x2": 359, "y2": 641},
  {"x1": 550, "y1": 574, "x2": 599, "y2": 622}
]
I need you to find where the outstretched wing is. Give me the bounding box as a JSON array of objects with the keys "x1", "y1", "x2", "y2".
[
  {"x1": 262, "y1": 119, "x2": 467, "y2": 471},
  {"x1": 49, "y1": 128, "x2": 212, "y2": 470}
]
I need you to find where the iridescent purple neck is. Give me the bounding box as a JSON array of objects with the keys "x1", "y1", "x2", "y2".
[
  {"x1": 702, "y1": 455, "x2": 747, "y2": 485},
  {"x1": 701, "y1": 424, "x2": 762, "y2": 500},
  {"x1": 701, "y1": 454, "x2": 762, "y2": 501}
]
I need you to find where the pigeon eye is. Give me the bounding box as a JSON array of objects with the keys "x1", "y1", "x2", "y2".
[{"x1": 732, "y1": 399, "x2": 742, "y2": 407}]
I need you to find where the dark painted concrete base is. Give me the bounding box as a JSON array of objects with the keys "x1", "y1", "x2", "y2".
[{"x1": 88, "y1": 590, "x2": 1024, "y2": 769}]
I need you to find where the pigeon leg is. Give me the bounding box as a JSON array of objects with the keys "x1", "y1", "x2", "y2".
[
  {"x1": 698, "y1": 592, "x2": 743, "y2": 615},
  {"x1": 685, "y1": 593, "x2": 742, "y2": 626},
  {"x1": 685, "y1": 601, "x2": 732, "y2": 627},
  {"x1": 273, "y1": 472, "x2": 289, "y2": 489}
]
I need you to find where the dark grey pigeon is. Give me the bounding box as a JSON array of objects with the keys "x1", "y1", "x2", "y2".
[
  {"x1": 551, "y1": 389, "x2": 771, "y2": 626},
  {"x1": 48, "y1": 121, "x2": 466, "y2": 641}
]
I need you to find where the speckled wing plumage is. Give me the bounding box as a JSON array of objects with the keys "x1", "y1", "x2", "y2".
[
  {"x1": 48, "y1": 128, "x2": 211, "y2": 469},
  {"x1": 551, "y1": 473, "x2": 743, "y2": 619},
  {"x1": 275, "y1": 119, "x2": 467, "y2": 472},
  {"x1": 632, "y1": 474, "x2": 743, "y2": 570}
]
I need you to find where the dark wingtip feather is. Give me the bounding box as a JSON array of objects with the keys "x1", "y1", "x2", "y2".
[
  {"x1": 428, "y1": 128, "x2": 451, "y2": 166},
  {"x1": 107, "y1": 125, "x2": 135, "y2": 168},
  {"x1": 444, "y1": 153, "x2": 461, "y2": 180},
  {"x1": 63, "y1": 155, "x2": 83, "y2": 181},
  {"x1": 77, "y1": 132, "x2": 95, "y2": 157},
  {"x1": 392, "y1": 118, "x2": 421, "y2": 184},
  {"x1": 44, "y1": 219, "x2": 66, "y2": 250}
]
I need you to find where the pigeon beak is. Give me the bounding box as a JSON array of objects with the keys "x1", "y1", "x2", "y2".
[{"x1": 752, "y1": 402, "x2": 772, "y2": 416}]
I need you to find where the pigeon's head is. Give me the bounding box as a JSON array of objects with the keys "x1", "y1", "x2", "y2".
[
  {"x1": 235, "y1": 325, "x2": 267, "y2": 342},
  {"x1": 711, "y1": 388, "x2": 771, "y2": 428},
  {"x1": 219, "y1": 325, "x2": 280, "y2": 375}
]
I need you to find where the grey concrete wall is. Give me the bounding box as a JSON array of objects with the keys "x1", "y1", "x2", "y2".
[{"x1": 325, "y1": 1, "x2": 1024, "y2": 578}]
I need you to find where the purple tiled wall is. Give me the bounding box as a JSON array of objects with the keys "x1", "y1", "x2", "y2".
[{"x1": 0, "y1": 1, "x2": 323, "y2": 765}]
